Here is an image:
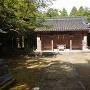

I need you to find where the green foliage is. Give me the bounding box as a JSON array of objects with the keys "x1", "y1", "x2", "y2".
[
  {"x1": 60, "y1": 8, "x2": 68, "y2": 16},
  {"x1": 0, "y1": 0, "x2": 55, "y2": 36},
  {"x1": 0, "y1": 0, "x2": 34, "y2": 34},
  {"x1": 84, "y1": 7, "x2": 90, "y2": 22},
  {"x1": 78, "y1": 6, "x2": 85, "y2": 16},
  {"x1": 46, "y1": 8, "x2": 60, "y2": 17},
  {"x1": 35, "y1": 0, "x2": 54, "y2": 9},
  {"x1": 0, "y1": 0, "x2": 55, "y2": 50},
  {"x1": 69, "y1": 6, "x2": 78, "y2": 16},
  {"x1": 69, "y1": 6, "x2": 90, "y2": 22}
]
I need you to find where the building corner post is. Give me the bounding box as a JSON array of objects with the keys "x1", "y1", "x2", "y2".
[
  {"x1": 36, "y1": 35, "x2": 41, "y2": 51},
  {"x1": 82, "y1": 34, "x2": 88, "y2": 50}
]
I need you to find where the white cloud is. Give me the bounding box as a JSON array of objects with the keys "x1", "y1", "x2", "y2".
[{"x1": 50, "y1": 0, "x2": 90, "y2": 14}]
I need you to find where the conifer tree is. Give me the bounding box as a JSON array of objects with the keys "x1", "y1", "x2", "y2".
[
  {"x1": 60, "y1": 8, "x2": 68, "y2": 16},
  {"x1": 69, "y1": 6, "x2": 78, "y2": 16},
  {"x1": 78, "y1": 6, "x2": 85, "y2": 16}
]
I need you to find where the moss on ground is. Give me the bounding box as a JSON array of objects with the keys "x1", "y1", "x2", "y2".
[
  {"x1": 2, "y1": 49, "x2": 50, "y2": 90},
  {"x1": 1, "y1": 50, "x2": 90, "y2": 90}
]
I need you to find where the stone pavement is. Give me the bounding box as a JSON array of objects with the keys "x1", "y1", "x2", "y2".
[{"x1": 39, "y1": 54, "x2": 86, "y2": 90}]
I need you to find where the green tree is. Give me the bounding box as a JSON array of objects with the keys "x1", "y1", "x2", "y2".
[
  {"x1": 69, "y1": 6, "x2": 78, "y2": 16},
  {"x1": 60, "y1": 8, "x2": 68, "y2": 16},
  {"x1": 46, "y1": 8, "x2": 60, "y2": 17},
  {"x1": 0, "y1": 0, "x2": 55, "y2": 50},
  {"x1": 84, "y1": 7, "x2": 90, "y2": 22},
  {"x1": 0, "y1": 0, "x2": 36, "y2": 34},
  {"x1": 78, "y1": 6, "x2": 85, "y2": 16},
  {"x1": 0, "y1": 0, "x2": 55, "y2": 34}
]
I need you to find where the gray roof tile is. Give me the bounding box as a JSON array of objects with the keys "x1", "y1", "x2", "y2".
[{"x1": 35, "y1": 16, "x2": 89, "y2": 32}]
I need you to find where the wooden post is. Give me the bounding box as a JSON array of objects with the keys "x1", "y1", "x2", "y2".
[
  {"x1": 82, "y1": 35, "x2": 88, "y2": 50},
  {"x1": 36, "y1": 35, "x2": 41, "y2": 51},
  {"x1": 17, "y1": 38, "x2": 20, "y2": 48},
  {"x1": 70, "y1": 40, "x2": 72, "y2": 50},
  {"x1": 51, "y1": 39, "x2": 53, "y2": 51},
  {"x1": 22, "y1": 36, "x2": 24, "y2": 48},
  {"x1": 12, "y1": 37, "x2": 14, "y2": 51}
]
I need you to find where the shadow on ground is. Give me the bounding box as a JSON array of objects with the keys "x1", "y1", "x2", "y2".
[{"x1": 0, "y1": 49, "x2": 90, "y2": 90}]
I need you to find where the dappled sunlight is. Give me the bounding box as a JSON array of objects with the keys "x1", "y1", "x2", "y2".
[
  {"x1": 26, "y1": 62, "x2": 51, "y2": 69},
  {"x1": 64, "y1": 66, "x2": 74, "y2": 72},
  {"x1": 72, "y1": 58, "x2": 88, "y2": 64},
  {"x1": 14, "y1": 66, "x2": 25, "y2": 70},
  {"x1": 3, "y1": 52, "x2": 90, "y2": 90},
  {"x1": 27, "y1": 64, "x2": 39, "y2": 69},
  {"x1": 4, "y1": 54, "x2": 52, "y2": 89},
  {"x1": 71, "y1": 53, "x2": 90, "y2": 65},
  {"x1": 68, "y1": 53, "x2": 90, "y2": 90},
  {"x1": 10, "y1": 84, "x2": 29, "y2": 90},
  {"x1": 26, "y1": 60, "x2": 39, "y2": 63},
  {"x1": 7, "y1": 56, "x2": 52, "y2": 70},
  {"x1": 25, "y1": 57, "x2": 51, "y2": 69},
  {"x1": 54, "y1": 61, "x2": 74, "y2": 73},
  {"x1": 7, "y1": 56, "x2": 51, "y2": 70}
]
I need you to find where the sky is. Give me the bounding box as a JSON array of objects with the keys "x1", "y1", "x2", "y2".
[{"x1": 50, "y1": 0, "x2": 90, "y2": 14}]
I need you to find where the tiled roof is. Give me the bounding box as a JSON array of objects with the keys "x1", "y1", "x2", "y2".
[{"x1": 35, "y1": 16, "x2": 89, "y2": 32}]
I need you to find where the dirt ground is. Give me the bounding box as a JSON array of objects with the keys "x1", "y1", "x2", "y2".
[
  {"x1": 37, "y1": 52, "x2": 90, "y2": 90},
  {"x1": 62, "y1": 52, "x2": 90, "y2": 90},
  {"x1": 3, "y1": 52, "x2": 90, "y2": 90},
  {"x1": 69, "y1": 52, "x2": 90, "y2": 90}
]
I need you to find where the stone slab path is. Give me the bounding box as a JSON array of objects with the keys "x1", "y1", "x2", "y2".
[{"x1": 39, "y1": 54, "x2": 86, "y2": 90}]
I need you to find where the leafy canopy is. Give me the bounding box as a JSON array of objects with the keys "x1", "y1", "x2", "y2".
[
  {"x1": 46, "y1": 8, "x2": 60, "y2": 17},
  {"x1": 0, "y1": 0, "x2": 55, "y2": 35}
]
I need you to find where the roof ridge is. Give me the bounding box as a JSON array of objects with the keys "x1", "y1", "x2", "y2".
[
  {"x1": 45, "y1": 16, "x2": 87, "y2": 21},
  {"x1": 45, "y1": 16, "x2": 85, "y2": 19}
]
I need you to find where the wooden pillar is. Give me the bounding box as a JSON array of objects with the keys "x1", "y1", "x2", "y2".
[
  {"x1": 12, "y1": 37, "x2": 14, "y2": 50},
  {"x1": 36, "y1": 35, "x2": 41, "y2": 51},
  {"x1": 82, "y1": 34, "x2": 88, "y2": 50},
  {"x1": 70, "y1": 40, "x2": 72, "y2": 50},
  {"x1": 51, "y1": 39, "x2": 53, "y2": 51},
  {"x1": 22, "y1": 36, "x2": 24, "y2": 48},
  {"x1": 17, "y1": 38, "x2": 20, "y2": 48}
]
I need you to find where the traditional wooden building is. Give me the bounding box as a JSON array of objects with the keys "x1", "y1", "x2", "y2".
[{"x1": 35, "y1": 16, "x2": 90, "y2": 51}]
